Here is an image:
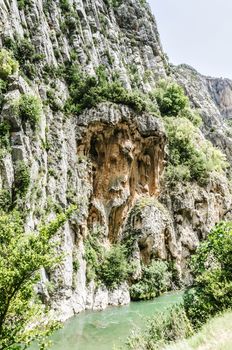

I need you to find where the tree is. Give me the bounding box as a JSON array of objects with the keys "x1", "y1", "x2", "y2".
[
  {"x1": 0, "y1": 206, "x2": 76, "y2": 350},
  {"x1": 154, "y1": 80, "x2": 188, "y2": 117},
  {"x1": 184, "y1": 221, "x2": 232, "y2": 327}
]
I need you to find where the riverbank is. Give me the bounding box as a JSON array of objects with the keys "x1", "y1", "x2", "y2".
[{"x1": 164, "y1": 311, "x2": 232, "y2": 350}]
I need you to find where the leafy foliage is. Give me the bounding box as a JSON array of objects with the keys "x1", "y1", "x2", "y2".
[
  {"x1": 17, "y1": 0, "x2": 32, "y2": 10},
  {"x1": 18, "y1": 94, "x2": 42, "y2": 126},
  {"x1": 64, "y1": 64, "x2": 158, "y2": 116},
  {"x1": 0, "y1": 121, "x2": 11, "y2": 160},
  {"x1": 0, "y1": 206, "x2": 76, "y2": 350},
  {"x1": 126, "y1": 304, "x2": 193, "y2": 349},
  {"x1": 0, "y1": 49, "x2": 19, "y2": 79},
  {"x1": 97, "y1": 245, "x2": 129, "y2": 289},
  {"x1": 0, "y1": 79, "x2": 8, "y2": 112},
  {"x1": 3, "y1": 37, "x2": 44, "y2": 79},
  {"x1": 154, "y1": 80, "x2": 188, "y2": 117},
  {"x1": 13, "y1": 161, "x2": 30, "y2": 198},
  {"x1": 130, "y1": 260, "x2": 171, "y2": 301},
  {"x1": 184, "y1": 221, "x2": 232, "y2": 327},
  {"x1": 154, "y1": 80, "x2": 202, "y2": 127},
  {"x1": 165, "y1": 117, "x2": 228, "y2": 184},
  {"x1": 84, "y1": 228, "x2": 130, "y2": 289}
]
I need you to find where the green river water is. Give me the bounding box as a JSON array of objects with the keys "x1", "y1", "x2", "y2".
[{"x1": 40, "y1": 292, "x2": 182, "y2": 350}]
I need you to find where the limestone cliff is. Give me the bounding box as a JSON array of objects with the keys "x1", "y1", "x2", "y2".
[{"x1": 0, "y1": 0, "x2": 232, "y2": 321}]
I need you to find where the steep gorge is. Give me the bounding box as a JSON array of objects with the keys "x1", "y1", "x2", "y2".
[{"x1": 0, "y1": 0, "x2": 232, "y2": 321}]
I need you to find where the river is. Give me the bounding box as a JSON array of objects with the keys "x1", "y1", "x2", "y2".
[{"x1": 35, "y1": 292, "x2": 182, "y2": 350}]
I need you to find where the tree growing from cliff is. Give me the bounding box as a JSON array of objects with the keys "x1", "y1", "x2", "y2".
[
  {"x1": 154, "y1": 80, "x2": 188, "y2": 117},
  {"x1": 0, "y1": 206, "x2": 76, "y2": 350}
]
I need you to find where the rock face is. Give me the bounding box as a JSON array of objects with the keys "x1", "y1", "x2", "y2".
[
  {"x1": 76, "y1": 103, "x2": 166, "y2": 241},
  {"x1": 1, "y1": 0, "x2": 232, "y2": 321},
  {"x1": 174, "y1": 65, "x2": 232, "y2": 162}
]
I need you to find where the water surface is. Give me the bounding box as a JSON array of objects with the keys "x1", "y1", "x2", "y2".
[{"x1": 45, "y1": 292, "x2": 182, "y2": 350}]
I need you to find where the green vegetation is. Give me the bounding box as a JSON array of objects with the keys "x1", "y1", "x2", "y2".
[
  {"x1": 64, "y1": 64, "x2": 158, "y2": 116},
  {"x1": 164, "y1": 311, "x2": 232, "y2": 350},
  {"x1": 126, "y1": 305, "x2": 193, "y2": 350},
  {"x1": 3, "y1": 37, "x2": 44, "y2": 79},
  {"x1": 46, "y1": 89, "x2": 63, "y2": 112},
  {"x1": 0, "y1": 49, "x2": 19, "y2": 79},
  {"x1": 184, "y1": 221, "x2": 232, "y2": 327},
  {"x1": 0, "y1": 206, "x2": 75, "y2": 350},
  {"x1": 13, "y1": 161, "x2": 30, "y2": 198},
  {"x1": 17, "y1": 0, "x2": 32, "y2": 10},
  {"x1": 0, "y1": 79, "x2": 8, "y2": 112},
  {"x1": 154, "y1": 80, "x2": 202, "y2": 126},
  {"x1": 155, "y1": 80, "x2": 188, "y2": 117},
  {"x1": 125, "y1": 221, "x2": 232, "y2": 349},
  {"x1": 165, "y1": 117, "x2": 228, "y2": 184},
  {"x1": 97, "y1": 245, "x2": 129, "y2": 289},
  {"x1": 17, "y1": 94, "x2": 42, "y2": 126},
  {"x1": 0, "y1": 189, "x2": 11, "y2": 212},
  {"x1": 84, "y1": 228, "x2": 130, "y2": 289},
  {"x1": 130, "y1": 261, "x2": 171, "y2": 301},
  {"x1": 0, "y1": 121, "x2": 11, "y2": 159},
  {"x1": 103, "y1": 0, "x2": 123, "y2": 8}
]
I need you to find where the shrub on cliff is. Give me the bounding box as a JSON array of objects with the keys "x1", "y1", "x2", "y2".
[
  {"x1": 84, "y1": 228, "x2": 130, "y2": 289},
  {"x1": 165, "y1": 117, "x2": 228, "y2": 184},
  {"x1": 64, "y1": 63, "x2": 158, "y2": 115},
  {"x1": 130, "y1": 260, "x2": 171, "y2": 301},
  {"x1": 154, "y1": 80, "x2": 188, "y2": 117},
  {"x1": 13, "y1": 160, "x2": 30, "y2": 198},
  {"x1": 17, "y1": 94, "x2": 42, "y2": 126},
  {"x1": 184, "y1": 221, "x2": 232, "y2": 327},
  {"x1": 0, "y1": 49, "x2": 19, "y2": 79},
  {"x1": 98, "y1": 245, "x2": 130, "y2": 289},
  {"x1": 154, "y1": 80, "x2": 202, "y2": 127}
]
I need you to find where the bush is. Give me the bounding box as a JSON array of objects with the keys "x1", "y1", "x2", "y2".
[
  {"x1": 0, "y1": 49, "x2": 19, "y2": 79},
  {"x1": 0, "y1": 79, "x2": 8, "y2": 112},
  {"x1": 18, "y1": 94, "x2": 42, "y2": 126},
  {"x1": 165, "y1": 117, "x2": 228, "y2": 185},
  {"x1": 84, "y1": 228, "x2": 105, "y2": 282},
  {"x1": 130, "y1": 260, "x2": 171, "y2": 300},
  {"x1": 184, "y1": 222, "x2": 232, "y2": 328},
  {"x1": 64, "y1": 63, "x2": 158, "y2": 116},
  {"x1": 0, "y1": 190, "x2": 11, "y2": 212},
  {"x1": 154, "y1": 80, "x2": 188, "y2": 117},
  {"x1": 17, "y1": 0, "x2": 32, "y2": 10},
  {"x1": 14, "y1": 161, "x2": 30, "y2": 197},
  {"x1": 126, "y1": 304, "x2": 193, "y2": 349},
  {"x1": 3, "y1": 36, "x2": 44, "y2": 79},
  {"x1": 98, "y1": 245, "x2": 129, "y2": 289},
  {"x1": 0, "y1": 121, "x2": 11, "y2": 159},
  {"x1": 84, "y1": 228, "x2": 130, "y2": 288}
]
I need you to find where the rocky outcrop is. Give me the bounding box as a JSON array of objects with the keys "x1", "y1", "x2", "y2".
[
  {"x1": 76, "y1": 103, "x2": 166, "y2": 241},
  {"x1": 173, "y1": 64, "x2": 232, "y2": 163}
]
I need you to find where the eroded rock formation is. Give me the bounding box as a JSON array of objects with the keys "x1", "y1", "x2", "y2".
[{"x1": 76, "y1": 103, "x2": 166, "y2": 241}]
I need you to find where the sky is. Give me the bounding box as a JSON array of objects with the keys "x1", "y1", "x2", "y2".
[{"x1": 148, "y1": 0, "x2": 232, "y2": 79}]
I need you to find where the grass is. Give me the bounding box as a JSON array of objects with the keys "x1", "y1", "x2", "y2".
[{"x1": 163, "y1": 311, "x2": 232, "y2": 350}]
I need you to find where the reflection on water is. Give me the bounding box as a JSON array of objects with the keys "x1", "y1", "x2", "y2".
[{"x1": 32, "y1": 292, "x2": 183, "y2": 350}]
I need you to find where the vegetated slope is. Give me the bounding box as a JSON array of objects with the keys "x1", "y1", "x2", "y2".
[
  {"x1": 163, "y1": 311, "x2": 232, "y2": 350},
  {"x1": 0, "y1": 0, "x2": 232, "y2": 321}
]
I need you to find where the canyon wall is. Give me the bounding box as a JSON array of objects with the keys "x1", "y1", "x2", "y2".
[{"x1": 1, "y1": 0, "x2": 232, "y2": 320}]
